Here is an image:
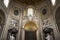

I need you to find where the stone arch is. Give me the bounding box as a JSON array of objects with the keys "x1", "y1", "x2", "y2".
[
  {"x1": 0, "y1": 9, "x2": 6, "y2": 36},
  {"x1": 55, "y1": 6, "x2": 60, "y2": 32}
]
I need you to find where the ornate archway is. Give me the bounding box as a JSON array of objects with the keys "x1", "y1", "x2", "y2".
[
  {"x1": 24, "y1": 21, "x2": 37, "y2": 40},
  {"x1": 0, "y1": 9, "x2": 5, "y2": 36}
]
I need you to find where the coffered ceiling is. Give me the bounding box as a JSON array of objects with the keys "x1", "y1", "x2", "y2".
[{"x1": 14, "y1": 0, "x2": 44, "y2": 5}]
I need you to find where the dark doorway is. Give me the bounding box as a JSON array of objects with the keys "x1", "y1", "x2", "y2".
[{"x1": 25, "y1": 30, "x2": 37, "y2": 40}]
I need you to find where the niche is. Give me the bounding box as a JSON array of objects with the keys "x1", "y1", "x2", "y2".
[
  {"x1": 42, "y1": 8, "x2": 47, "y2": 15},
  {"x1": 7, "y1": 27, "x2": 18, "y2": 40},
  {"x1": 43, "y1": 27, "x2": 55, "y2": 40}
]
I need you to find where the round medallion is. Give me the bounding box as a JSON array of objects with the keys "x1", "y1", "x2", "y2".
[
  {"x1": 14, "y1": 10, "x2": 19, "y2": 16},
  {"x1": 42, "y1": 8, "x2": 47, "y2": 15}
]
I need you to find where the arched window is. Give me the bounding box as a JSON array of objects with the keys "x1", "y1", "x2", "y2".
[
  {"x1": 51, "y1": 0, "x2": 56, "y2": 6},
  {"x1": 4, "y1": 0, "x2": 9, "y2": 7},
  {"x1": 27, "y1": 8, "x2": 34, "y2": 20},
  {"x1": 27, "y1": 8, "x2": 34, "y2": 17}
]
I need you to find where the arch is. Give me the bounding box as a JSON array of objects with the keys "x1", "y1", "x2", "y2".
[
  {"x1": 0, "y1": 9, "x2": 6, "y2": 36},
  {"x1": 24, "y1": 21, "x2": 37, "y2": 31},
  {"x1": 55, "y1": 7, "x2": 60, "y2": 32}
]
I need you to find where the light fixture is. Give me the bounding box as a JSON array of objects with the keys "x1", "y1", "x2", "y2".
[
  {"x1": 51, "y1": 0, "x2": 56, "y2": 6},
  {"x1": 4, "y1": 0, "x2": 9, "y2": 7}
]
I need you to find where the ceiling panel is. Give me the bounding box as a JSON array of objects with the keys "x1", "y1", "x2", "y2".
[{"x1": 14, "y1": 0, "x2": 43, "y2": 5}]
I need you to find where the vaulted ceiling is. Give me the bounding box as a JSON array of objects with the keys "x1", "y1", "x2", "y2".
[{"x1": 14, "y1": 0, "x2": 44, "y2": 5}]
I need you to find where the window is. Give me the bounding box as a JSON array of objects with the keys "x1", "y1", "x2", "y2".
[
  {"x1": 4, "y1": 0, "x2": 9, "y2": 7},
  {"x1": 51, "y1": 0, "x2": 56, "y2": 6},
  {"x1": 27, "y1": 8, "x2": 34, "y2": 17},
  {"x1": 27, "y1": 8, "x2": 34, "y2": 20}
]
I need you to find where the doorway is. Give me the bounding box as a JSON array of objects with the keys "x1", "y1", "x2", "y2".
[{"x1": 25, "y1": 30, "x2": 37, "y2": 40}]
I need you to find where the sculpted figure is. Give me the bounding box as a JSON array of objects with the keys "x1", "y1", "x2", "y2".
[
  {"x1": 46, "y1": 33, "x2": 53, "y2": 40},
  {"x1": 9, "y1": 34, "x2": 15, "y2": 40}
]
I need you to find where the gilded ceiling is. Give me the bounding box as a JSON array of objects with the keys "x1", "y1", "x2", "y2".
[{"x1": 24, "y1": 22, "x2": 37, "y2": 31}]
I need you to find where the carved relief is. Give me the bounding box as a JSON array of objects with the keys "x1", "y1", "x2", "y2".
[
  {"x1": 9, "y1": 18, "x2": 19, "y2": 28},
  {"x1": 43, "y1": 27, "x2": 55, "y2": 40},
  {"x1": 42, "y1": 18, "x2": 52, "y2": 28}
]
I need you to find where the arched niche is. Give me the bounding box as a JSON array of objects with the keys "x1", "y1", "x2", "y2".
[
  {"x1": 0, "y1": 9, "x2": 5, "y2": 36},
  {"x1": 55, "y1": 7, "x2": 60, "y2": 32}
]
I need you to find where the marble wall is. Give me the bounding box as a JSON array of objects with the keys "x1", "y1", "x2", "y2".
[{"x1": 0, "y1": 0, "x2": 60, "y2": 40}]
